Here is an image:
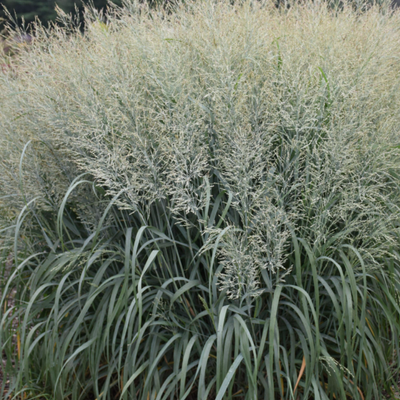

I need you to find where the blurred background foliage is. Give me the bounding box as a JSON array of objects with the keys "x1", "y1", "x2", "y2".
[
  {"x1": 1, "y1": 0, "x2": 399, "y2": 28},
  {"x1": 0, "y1": 0, "x2": 123, "y2": 26}
]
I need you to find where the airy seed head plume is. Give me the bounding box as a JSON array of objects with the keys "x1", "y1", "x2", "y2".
[{"x1": 1, "y1": 0, "x2": 400, "y2": 296}]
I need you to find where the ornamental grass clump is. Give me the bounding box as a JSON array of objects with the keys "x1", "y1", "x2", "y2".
[{"x1": 1, "y1": 1, "x2": 400, "y2": 399}]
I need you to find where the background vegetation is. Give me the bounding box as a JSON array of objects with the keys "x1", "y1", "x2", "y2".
[
  {"x1": 0, "y1": 0, "x2": 123, "y2": 26},
  {"x1": 1, "y1": 0, "x2": 400, "y2": 399}
]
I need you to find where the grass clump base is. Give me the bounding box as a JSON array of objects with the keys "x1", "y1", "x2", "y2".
[{"x1": 1, "y1": 0, "x2": 400, "y2": 399}]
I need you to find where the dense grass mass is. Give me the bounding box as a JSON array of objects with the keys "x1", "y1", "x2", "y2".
[{"x1": 1, "y1": 1, "x2": 400, "y2": 399}]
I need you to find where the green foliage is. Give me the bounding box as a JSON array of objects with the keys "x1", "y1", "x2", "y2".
[
  {"x1": 1, "y1": 1, "x2": 400, "y2": 399},
  {"x1": 0, "y1": 0, "x2": 123, "y2": 26}
]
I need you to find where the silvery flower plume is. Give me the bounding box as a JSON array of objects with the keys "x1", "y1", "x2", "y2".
[
  {"x1": 216, "y1": 229, "x2": 263, "y2": 300},
  {"x1": 248, "y1": 200, "x2": 290, "y2": 275}
]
